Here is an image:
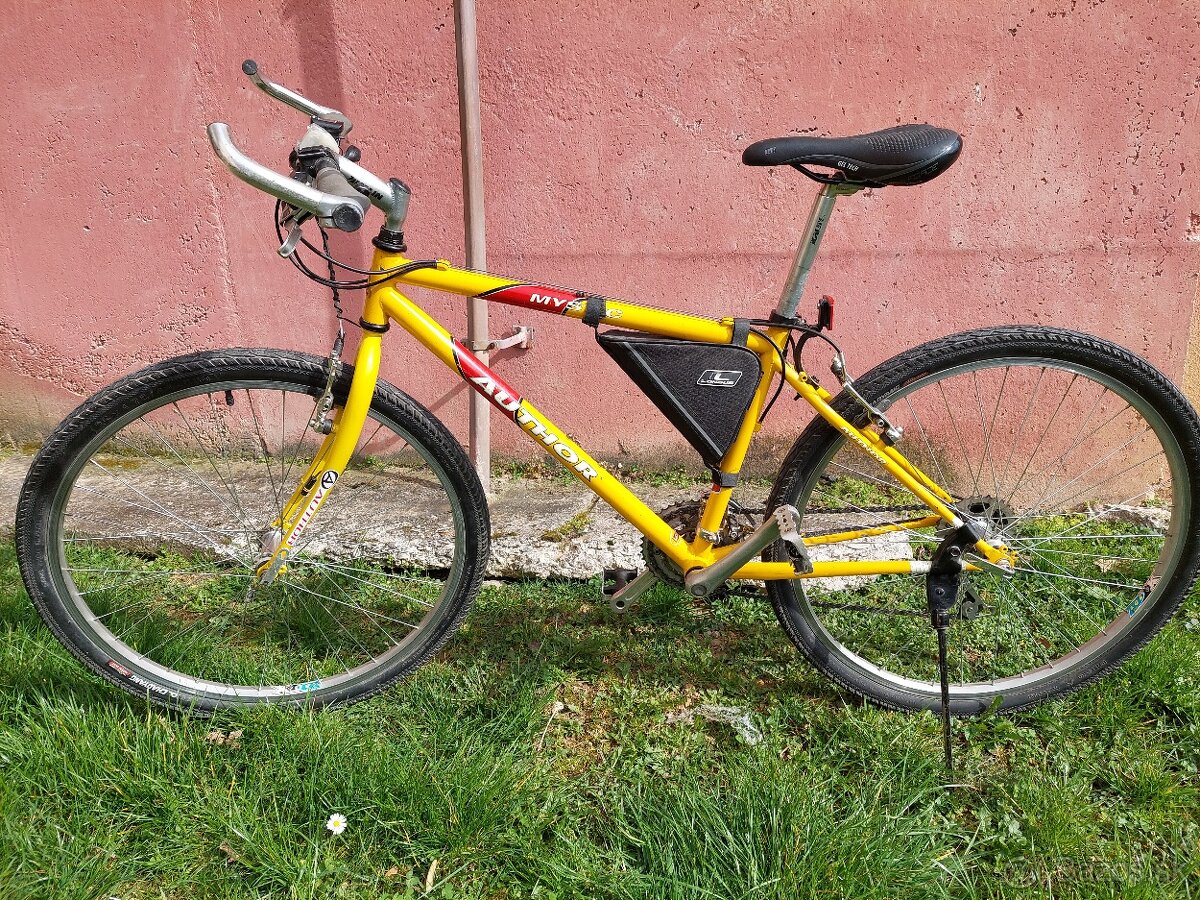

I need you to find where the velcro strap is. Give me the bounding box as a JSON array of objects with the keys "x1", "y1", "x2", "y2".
[
  {"x1": 582, "y1": 296, "x2": 607, "y2": 327},
  {"x1": 710, "y1": 469, "x2": 738, "y2": 489},
  {"x1": 731, "y1": 318, "x2": 751, "y2": 347}
]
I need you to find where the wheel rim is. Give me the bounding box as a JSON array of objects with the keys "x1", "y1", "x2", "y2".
[
  {"x1": 784, "y1": 355, "x2": 1190, "y2": 704},
  {"x1": 47, "y1": 378, "x2": 468, "y2": 702}
]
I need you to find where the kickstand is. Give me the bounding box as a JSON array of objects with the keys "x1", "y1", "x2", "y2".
[
  {"x1": 926, "y1": 529, "x2": 976, "y2": 777},
  {"x1": 935, "y1": 618, "x2": 954, "y2": 772}
]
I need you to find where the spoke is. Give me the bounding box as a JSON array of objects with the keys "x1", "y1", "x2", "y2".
[
  {"x1": 78, "y1": 572, "x2": 181, "y2": 602},
  {"x1": 987, "y1": 571, "x2": 1081, "y2": 665},
  {"x1": 278, "y1": 573, "x2": 421, "y2": 631},
  {"x1": 937, "y1": 380, "x2": 979, "y2": 498},
  {"x1": 104, "y1": 604, "x2": 167, "y2": 645},
  {"x1": 823, "y1": 458, "x2": 927, "y2": 509},
  {"x1": 1009, "y1": 397, "x2": 1136, "y2": 507},
  {"x1": 1012, "y1": 560, "x2": 1114, "y2": 636},
  {"x1": 1019, "y1": 378, "x2": 1116, "y2": 499},
  {"x1": 901, "y1": 394, "x2": 953, "y2": 493},
  {"x1": 82, "y1": 461, "x2": 237, "y2": 561},
  {"x1": 171, "y1": 400, "x2": 254, "y2": 531},
  {"x1": 1011, "y1": 372, "x2": 1079, "y2": 507},
  {"x1": 1024, "y1": 447, "x2": 1164, "y2": 529},
  {"x1": 278, "y1": 392, "x2": 327, "y2": 514},
  {"x1": 244, "y1": 389, "x2": 281, "y2": 509},
  {"x1": 1014, "y1": 484, "x2": 1164, "y2": 551},
  {"x1": 978, "y1": 366, "x2": 1008, "y2": 502},
  {"x1": 295, "y1": 557, "x2": 438, "y2": 609},
  {"x1": 279, "y1": 390, "x2": 289, "y2": 508},
  {"x1": 1015, "y1": 554, "x2": 1143, "y2": 593},
  {"x1": 136, "y1": 613, "x2": 224, "y2": 661},
  {"x1": 277, "y1": 574, "x2": 368, "y2": 680},
  {"x1": 63, "y1": 524, "x2": 250, "y2": 544},
  {"x1": 1010, "y1": 532, "x2": 1165, "y2": 542},
  {"x1": 90, "y1": 597, "x2": 147, "y2": 620},
  {"x1": 970, "y1": 369, "x2": 1000, "y2": 501},
  {"x1": 349, "y1": 420, "x2": 389, "y2": 469},
  {"x1": 997, "y1": 366, "x2": 1045, "y2": 494},
  {"x1": 1004, "y1": 427, "x2": 1156, "y2": 534},
  {"x1": 288, "y1": 511, "x2": 453, "y2": 563},
  {"x1": 109, "y1": 429, "x2": 244, "y2": 525},
  {"x1": 1003, "y1": 367, "x2": 1065, "y2": 509},
  {"x1": 279, "y1": 573, "x2": 413, "y2": 666},
  {"x1": 1016, "y1": 547, "x2": 1156, "y2": 563}
]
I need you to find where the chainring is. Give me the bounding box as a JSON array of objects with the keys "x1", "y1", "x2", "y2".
[{"x1": 641, "y1": 498, "x2": 760, "y2": 587}]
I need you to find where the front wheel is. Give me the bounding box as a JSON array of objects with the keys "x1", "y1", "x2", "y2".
[
  {"x1": 15, "y1": 349, "x2": 490, "y2": 712},
  {"x1": 766, "y1": 326, "x2": 1200, "y2": 714}
]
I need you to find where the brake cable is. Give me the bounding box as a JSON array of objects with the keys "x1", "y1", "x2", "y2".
[
  {"x1": 271, "y1": 199, "x2": 438, "y2": 432},
  {"x1": 272, "y1": 199, "x2": 439, "y2": 291},
  {"x1": 307, "y1": 224, "x2": 347, "y2": 434}
]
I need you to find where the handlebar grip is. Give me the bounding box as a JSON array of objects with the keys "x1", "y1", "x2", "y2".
[{"x1": 312, "y1": 166, "x2": 370, "y2": 232}]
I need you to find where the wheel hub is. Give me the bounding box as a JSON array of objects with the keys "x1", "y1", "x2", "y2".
[{"x1": 955, "y1": 495, "x2": 1015, "y2": 539}]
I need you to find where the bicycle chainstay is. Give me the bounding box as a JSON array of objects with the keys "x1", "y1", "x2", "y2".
[{"x1": 711, "y1": 500, "x2": 948, "y2": 618}]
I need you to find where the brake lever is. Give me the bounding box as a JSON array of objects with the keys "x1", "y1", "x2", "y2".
[
  {"x1": 277, "y1": 193, "x2": 312, "y2": 258},
  {"x1": 278, "y1": 217, "x2": 308, "y2": 258}
]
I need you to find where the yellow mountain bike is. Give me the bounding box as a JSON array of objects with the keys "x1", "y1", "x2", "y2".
[{"x1": 16, "y1": 63, "x2": 1200, "y2": 745}]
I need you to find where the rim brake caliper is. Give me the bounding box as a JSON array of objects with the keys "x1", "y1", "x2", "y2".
[{"x1": 829, "y1": 353, "x2": 904, "y2": 446}]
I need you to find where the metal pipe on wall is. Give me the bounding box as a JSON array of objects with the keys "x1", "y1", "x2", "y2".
[{"x1": 454, "y1": 0, "x2": 490, "y2": 492}]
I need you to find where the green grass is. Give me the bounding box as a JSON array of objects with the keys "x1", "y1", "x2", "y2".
[{"x1": 2, "y1": 541, "x2": 1199, "y2": 898}]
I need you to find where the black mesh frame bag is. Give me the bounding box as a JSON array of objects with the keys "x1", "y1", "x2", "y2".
[{"x1": 597, "y1": 331, "x2": 762, "y2": 470}]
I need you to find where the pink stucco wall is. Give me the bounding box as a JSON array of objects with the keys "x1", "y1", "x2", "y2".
[{"x1": 1, "y1": 1, "x2": 1197, "y2": 464}]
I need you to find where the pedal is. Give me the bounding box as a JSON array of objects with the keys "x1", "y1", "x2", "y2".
[
  {"x1": 602, "y1": 568, "x2": 642, "y2": 614},
  {"x1": 773, "y1": 506, "x2": 813, "y2": 574}
]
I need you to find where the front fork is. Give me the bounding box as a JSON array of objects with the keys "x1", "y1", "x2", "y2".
[{"x1": 254, "y1": 333, "x2": 384, "y2": 583}]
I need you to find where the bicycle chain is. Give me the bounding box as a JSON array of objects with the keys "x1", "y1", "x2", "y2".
[
  {"x1": 723, "y1": 501, "x2": 941, "y2": 617},
  {"x1": 646, "y1": 499, "x2": 948, "y2": 618}
]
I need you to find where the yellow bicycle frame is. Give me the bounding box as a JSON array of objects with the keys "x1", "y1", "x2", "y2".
[{"x1": 259, "y1": 245, "x2": 1009, "y2": 582}]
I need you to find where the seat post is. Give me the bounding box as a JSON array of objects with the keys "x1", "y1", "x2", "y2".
[{"x1": 774, "y1": 181, "x2": 861, "y2": 320}]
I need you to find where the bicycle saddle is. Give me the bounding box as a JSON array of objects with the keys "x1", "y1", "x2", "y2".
[{"x1": 742, "y1": 124, "x2": 962, "y2": 187}]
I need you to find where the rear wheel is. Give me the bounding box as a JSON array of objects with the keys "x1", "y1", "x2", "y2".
[
  {"x1": 15, "y1": 349, "x2": 490, "y2": 712},
  {"x1": 766, "y1": 327, "x2": 1200, "y2": 714}
]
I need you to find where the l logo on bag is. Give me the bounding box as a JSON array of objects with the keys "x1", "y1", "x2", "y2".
[{"x1": 697, "y1": 369, "x2": 743, "y2": 388}]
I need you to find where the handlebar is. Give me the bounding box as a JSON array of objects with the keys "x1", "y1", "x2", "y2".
[
  {"x1": 207, "y1": 61, "x2": 414, "y2": 233},
  {"x1": 207, "y1": 122, "x2": 369, "y2": 231},
  {"x1": 242, "y1": 59, "x2": 353, "y2": 135}
]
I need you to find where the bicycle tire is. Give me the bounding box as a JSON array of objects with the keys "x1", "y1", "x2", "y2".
[
  {"x1": 765, "y1": 326, "x2": 1200, "y2": 714},
  {"x1": 15, "y1": 348, "x2": 490, "y2": 712}
]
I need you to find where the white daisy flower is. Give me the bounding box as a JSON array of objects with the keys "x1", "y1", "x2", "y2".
[{"x1": 325, "y1": 812, "x2": 348, "y2": 835}]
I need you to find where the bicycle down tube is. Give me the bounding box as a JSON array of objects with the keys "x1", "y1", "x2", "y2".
[{"x1": 261, "y1": 249, "x2": 1007, "y2": 583}]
